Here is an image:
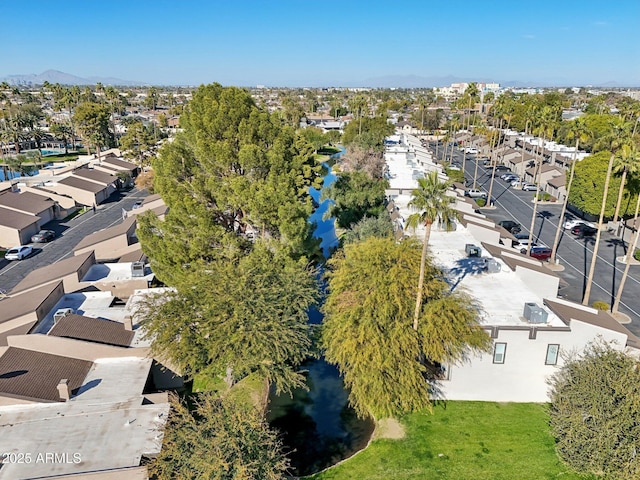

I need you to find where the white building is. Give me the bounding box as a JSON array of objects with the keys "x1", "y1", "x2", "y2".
[{"x1": 384, "y1": 138, "x2": 640, "y2": 403}]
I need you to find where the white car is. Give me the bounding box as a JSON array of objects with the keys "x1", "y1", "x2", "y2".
[
  {"x1": 512, "y1": 238, "x2": 544, "y2": 254},
  {"x1": 464, "y1": 189, "x2": 487, "y2": 199},
  {"x1": 5, "y1": 245, "x2": 33, "y2": 261},
  {"x1": 562, "y1": 219, "x2": 596, "y2": 230},
  {"x1": 521, "y1": 183, "x2": 538, "y2": 192}
]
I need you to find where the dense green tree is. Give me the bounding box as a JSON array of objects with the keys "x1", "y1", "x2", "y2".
[
  {"x1": 549, "y1": 341, "x2": 640, "y2": 479},
  {"x1": 550, "y1": 118, "x2": 591, "y2": 264},
  {"x1": 119, "y1": 120, "x2": 156, "y2": 165},
  {"x1": 406, "y1": 171, "x2": 458, "y2": 330},
  {"x1": 341, "y1": 212, "x2": 394, "y2": 244},
  {"x1": 568, "y1": 151, "x2": 623, "y2": 217},
  {"x1": 138, "y1": 83, "x2": 324, "y2": 274},
  {"x1": 300, "y1": 126, "x2": 326, "y2": 153},
  {"x1": 322, "y1": 237, "x2": 490, "y2": 419},
  {"x1": 323, "y1": 170, "x2": 388, "y2": 229},
  {"x1": 612, "y1": 144, "x2": 640, "y2": 223},
  {"x1": 139, "y1": 243, "x2": 317, "y2": 392},
  {"x1": 73, "y1": 101, "x2": 113, "y2": 158},
  {"x1": 342, "y1": 115, "x2": 393, "y2": 152},
  {"x1": 151, "y1": 392, "x2": 290, "y2": 480}
]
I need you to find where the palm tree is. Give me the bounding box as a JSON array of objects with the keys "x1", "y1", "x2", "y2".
[
  {"x1": 582, "y1": 152, "x2": 616, "y2": 305},
  {"x1": 612, "y1": 192, "x2": 640, "y2": 314},
  {"x1": 611, "y1": 143, "x2": 640, "y2": 223},
  {"x1": 550, "y1": 118, "x2": 590, "y2": 264},
  {"x1": 525, "y1": 106, "x2": 558, "y2": 256},
  {"x1": 407, "y1": 171, "x2": 458, "y2": 330},
  {"x1": 485, "y1": 119, "x2": 505, "y2": 202}
]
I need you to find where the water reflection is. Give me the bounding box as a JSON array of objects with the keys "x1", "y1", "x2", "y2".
[{"x1": 267, "y1": 147, "x2": 375, "y2": 476}]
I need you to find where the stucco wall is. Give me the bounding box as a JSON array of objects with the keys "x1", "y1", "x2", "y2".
[{"x1": 442, "y1": 320, "x2": 628, "y2": 402}]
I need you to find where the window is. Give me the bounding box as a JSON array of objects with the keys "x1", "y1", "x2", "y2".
[
  {"x1": 545, "y1": 344, "x2": 560, "y2": 365},
  {"x1": 493, "y1": 342, "x2": 506, "y2": 364}
]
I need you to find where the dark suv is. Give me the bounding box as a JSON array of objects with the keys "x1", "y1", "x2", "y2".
[{"x1": 498, "y1": 220, "x2": 522, "y2": 234}]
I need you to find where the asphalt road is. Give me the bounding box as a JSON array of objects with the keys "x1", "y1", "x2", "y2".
[
  {"x1": 0, "y1": 187, "x2": 148, "y2": 294},
  {"x1": 433, "y1": 142, "x2": 640, "y2": 337}
]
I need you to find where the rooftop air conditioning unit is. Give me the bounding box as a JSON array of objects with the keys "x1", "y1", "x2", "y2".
[
  {"x1": 483, "y1": 258, "x2": 501, "y2": 273},
  {"x1": 523, "y1": 302, "x2": 548, "y2": 324},
  {"x1": 53, "y1": 308, "x2": 74, "y2": 324},
  {"x1": 131, "y1": 261, "x2": 145, "y2": 277},
  {"x1": 465, "y1": 244, "x2": 481, "y2": 257}
]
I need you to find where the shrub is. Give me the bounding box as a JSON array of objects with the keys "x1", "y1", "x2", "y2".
[
  {"x1": 591, "y1": 301, "x2": 609, "y2": 311},
  {"x1": 634, "y1": 249, "x2": 640, "y2": 261},
  {"x1": 475, "y1": 198, "x2": 486, "y2": 207}
]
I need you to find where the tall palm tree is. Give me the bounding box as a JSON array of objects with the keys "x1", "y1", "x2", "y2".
[
  {"x1": 550, "y1": 118, "x2": 590, "y2": 264},
  {"x1": 582, "y1": 152, "x2": 616, "y2": 305},
  {"x1": 612, "y1": 192, "x2": 640, "y2": 314},
  {"x1": 407, "y1": 171, "x2": 458, "y2": 330},
  {"x1": 485, "y1": 119, "x2": 505, "y2": 202},
  {"x1": 526, "y1": 106, "x2": 558, "y2": 256},
  {"x1": 611, "y1": 143, "x2": 640, "y2": 223}
]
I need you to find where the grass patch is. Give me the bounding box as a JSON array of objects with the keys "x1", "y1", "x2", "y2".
[
  {"x1": 192, "y1": 372, "x2": 227, "y2": 394},
  {"x1": 226, "y1": 373, "x2": 268, "y2": 410},
  {"x1": 62, "y1": 208, "x2": 87, "y2": 221},
  {"x1": 308, "y1": 401, "x2": 591, "y2": 480}
]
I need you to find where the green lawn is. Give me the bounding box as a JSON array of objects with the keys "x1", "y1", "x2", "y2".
[{"x1": 308, "y1": 401, "x2": 592, "y2": 480}]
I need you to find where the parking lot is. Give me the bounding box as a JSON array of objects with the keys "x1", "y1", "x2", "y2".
[
  {"x1": 435, "y1": 143, "x2": 640, "y2": 336},
  {"x1": 0, "y1": 187, "x2": 148, "y2": 294}
]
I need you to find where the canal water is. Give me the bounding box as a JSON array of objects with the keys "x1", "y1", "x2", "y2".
[{"x1": 267, "y1": 147, "x2": 375, "y2": 476}]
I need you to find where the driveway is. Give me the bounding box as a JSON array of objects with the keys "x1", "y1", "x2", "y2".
[{"x1": 0, "y1": 188, "x2": 149, "y2": 293}]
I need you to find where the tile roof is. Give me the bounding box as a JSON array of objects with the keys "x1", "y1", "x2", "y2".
[
  {"x1": 48, "y1": 314, "x2": 134, "y2": 347},
  {"x1": 0, "y1": 347, "x2": 92, "y2": 402}
]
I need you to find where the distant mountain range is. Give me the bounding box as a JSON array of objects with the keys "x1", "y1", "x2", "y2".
[
  {"x1": 1, "y1": 70, "x2": 637, "y2": 89},
  {"x1": 0, "y1": 69, "x2": 144, "y2": 86},
  {"x1": 353, "y1": 75, "x2": 638, "y2": 89}
]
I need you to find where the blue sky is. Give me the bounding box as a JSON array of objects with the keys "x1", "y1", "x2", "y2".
[{"x1": 2, "y1": 0, "x2": 639, "y2": 87}]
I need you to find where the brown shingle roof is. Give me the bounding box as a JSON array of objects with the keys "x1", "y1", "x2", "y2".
[
  {"x1": 1, "y1": 281, "x2": 64, "y2": 324},
  {"x1": 73, "y1": 216, "x2": 137, "y2": 251},
  {"x1": 525, "y1": 164, "x2": 564, "y2": 176},
  {"x1": 58, "y1": 176, "x2": 106, "y2": 193},
  {"x1": 0, "y1": 347, "x2": 92, "y2": 402},
  {"x1": 72, "y1": 168, "x2": 118, "y2": 185},
  {"x1": 102, "y1": 157, "x2": 138, "y2": 171},
  {"x1": 0, "y1": 191, "x2": 54, "y2": 215},
  {"x1": 49, "y1": 314, "x2": 134, "y2": 347},
  {"x1": 547, "y1": 176, "x2": 566, "y2": 188},
  {"x1": 0, "y1": 206, "x2": 39, "y2": 230},
  {"x1": 10, "y1": 251, "x2": 95, "y2": 295},
  {"x1": 118, "y1": 246, "x2": 146, "y2": 263}
]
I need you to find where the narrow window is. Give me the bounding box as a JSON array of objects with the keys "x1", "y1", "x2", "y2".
[
  {"x1": 493, "y1": 342, "x2": 507, "y2": 364},
  {"x1": 545, "y1": 344, "x2": 560, "y2": 365}
]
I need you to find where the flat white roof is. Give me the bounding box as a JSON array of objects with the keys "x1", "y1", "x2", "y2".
[
  {"x1": 81, "y1": 262, "x2": 154, "y2": 283},
  {"x1": 386, "y1": 142, "x2": 564, "y2": 328}
]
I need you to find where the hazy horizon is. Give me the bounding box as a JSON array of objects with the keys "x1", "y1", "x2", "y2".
[{"x1": 2, "y1": 0, "x2": 639, "y2": 87}]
